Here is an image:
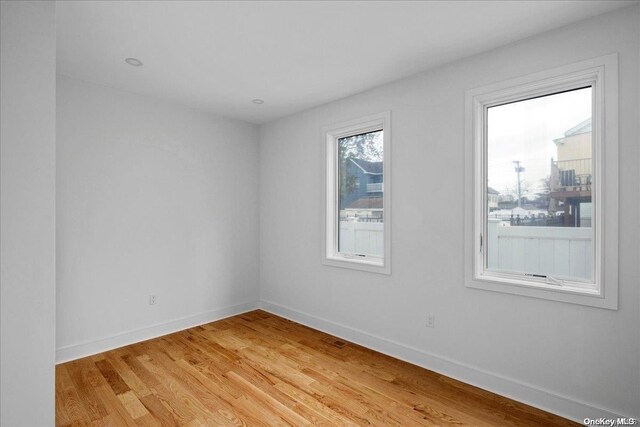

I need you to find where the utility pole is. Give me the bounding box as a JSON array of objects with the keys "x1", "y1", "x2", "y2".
[{"x1": 513, "y1": 160, "x2": 525, "y2": 207}]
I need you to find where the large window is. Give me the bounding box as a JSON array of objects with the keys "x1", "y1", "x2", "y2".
[
  {"x1": 487, "y1": 87, "x2": 593, "y2": 281},
  {"x1": 465, "y1": 55, "x2": 618, "y2": 309},
  {"x1": 323, "y1": 112, "x2": 391, "y2": 274}
]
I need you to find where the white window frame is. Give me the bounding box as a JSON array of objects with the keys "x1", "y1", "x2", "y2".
[
  {"x1": 464, "y1": 54, "x2": 618, "y2": 309},
  {"x1": 322, "y1": 111, "x2": 391, "y2": 274}
]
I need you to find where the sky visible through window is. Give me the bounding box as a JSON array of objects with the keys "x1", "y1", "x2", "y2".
[{"x1": 487, "y1": 88, "x2": 592, "y2": 197}]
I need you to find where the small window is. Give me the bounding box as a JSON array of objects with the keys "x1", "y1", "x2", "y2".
[
  {"x1": 323, "y1": 112, "x2": 391, "y2": 274},
  {"x1": 465, "y1": 54, "x2": 618, "y2": 309}
]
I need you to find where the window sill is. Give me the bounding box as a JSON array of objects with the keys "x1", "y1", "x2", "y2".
[
  {"x1": 322, "y1": 255, "x2": 390, "y2": 275},
  {"x1": 466, "y1": 274, "x2": 616, "y2": 309}
]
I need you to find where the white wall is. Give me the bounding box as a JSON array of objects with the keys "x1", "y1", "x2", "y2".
[
  {"x1": 259, "y1": 5, "x2": 640, "y2": 421},
  {"x1": 56, "y1": 76, "x2": 260, "y2": 361},
  {"x1": 0, "y1": 2, "x2": 57, "y2": 426}
]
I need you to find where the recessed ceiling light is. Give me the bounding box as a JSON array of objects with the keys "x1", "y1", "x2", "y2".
[
  {"x1": 252, "y1": 99, "x2": 264, "y2": 105},
  {"x1": 125, "y1": 57, "x2": 143, "y2": 67}
]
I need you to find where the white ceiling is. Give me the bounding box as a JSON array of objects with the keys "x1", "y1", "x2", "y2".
[{"x1": 57, "y1": 1, "x2": 634, "y2": 124}]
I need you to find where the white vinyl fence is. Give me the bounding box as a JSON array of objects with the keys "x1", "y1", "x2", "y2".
[
  {"x1": 339, "y1": 221, "x2": 383, "y2": 256},
  {"x1": 338, "y1": 218, "x2": 592, "y2": 280},
  {"x1": 487, "y1": 219, "x2": 592, "y2": 280}
]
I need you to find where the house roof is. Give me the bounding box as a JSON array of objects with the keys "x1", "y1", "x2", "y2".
[
  {"x1": 554, "y1": 117, "x2": 591, "y2": 145},
  {"x1": 347, "y1": 197, "x2": 383, "y2": 209},
  {"x1": 564, "y1": 117, "x2": 591, "y2": 137},
  {"x1": 350, "y1": 158, "x2": 383, "y2": 175},
  {"x1": 487, "y1": 187, "x2": 500, "y2": 195}
]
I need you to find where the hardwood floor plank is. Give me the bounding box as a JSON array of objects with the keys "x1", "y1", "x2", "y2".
[
  {"x1": 277, "y1": 341, "x2": 467, "y2": 426},
  {"x1": 133, "y1": 413, "x2": 163, "y2": 427},
  {"x1": 138, "y1": 345, "x2": 250, "y2": 426},
  {"x1": 171, "y1": 358, "x2": 268, "y2": 426},
  {"x1": 57, "y1": 310, "x2": 578, "y2": 427},
  {"x1": 138, "y1": 393, "x2": 181, "y2": 427},
  {"x1": 105, "y1": 351, "x2": 152, "y2": 397},
  {"x1": 56, "y1": 365, "x2": 91, "y2": 425},
  {"x1": 95, "y1": 359, "x2": 131, "y2": 395},
  {"x1": 55, "y1": 365, "x2": 73, "y2": 426},
  {"x1": 226, "y1": 370, "x2": 312, "y2": 426},
  {"x1": 120, "y1": 353, "x2": 161, "y2": 389},
  {"x1": 118, "y1": 390, "x2": 151, "y2": 419},
  {"x1": 145, "y1": 384, "x2": 197, "y2": 426},
  {"x1": 273, "y1": 380, "x2": 358, "y2": 426},
  {"x1": 62, "y1": 362, "x2": 110, "y2": 425},
  {"x1": 226, "y1": 358, "x2": 340, "y2": 425},
  {"x1": 93, "y1": 385, "x2": 138, "y2": 427}
]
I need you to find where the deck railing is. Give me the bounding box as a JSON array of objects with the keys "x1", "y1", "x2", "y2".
[{"x1": 366, "y1": 183, "x2": 383, "y2": 193}]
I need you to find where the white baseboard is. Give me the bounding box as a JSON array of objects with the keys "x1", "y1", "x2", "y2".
[
  {"x1": 260, "y1": 300, "x2": 625, "y2": 424},
  {"x1": 55, "y1": 301, "x2": 260, "y2": 364}
]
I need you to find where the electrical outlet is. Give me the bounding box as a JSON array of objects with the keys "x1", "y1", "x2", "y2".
[
  {"x1": 149, "y1": 294, "x2": 157, "y2": 305},
  {"x1": 426, "y1": 313, "x2": 435, "y2": 328}
]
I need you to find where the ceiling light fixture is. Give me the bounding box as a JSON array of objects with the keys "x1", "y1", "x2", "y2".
[
  {"x1": 125, "y1": 57, "x2": 143, "y2": 67},
  {"x1": 252, "y1": 99, "x2": 264, "y2": 105}
]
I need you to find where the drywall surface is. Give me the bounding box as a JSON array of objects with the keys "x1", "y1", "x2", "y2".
[
  {"x1": 259, "y1": 5, "x2": 640, "y2": 420},
  {"x1": 56, "y1": 76, "x2": 260, "y2": 358},
  {"x1": 0, "y1": 2, "x2": 57, "y2": 425}
]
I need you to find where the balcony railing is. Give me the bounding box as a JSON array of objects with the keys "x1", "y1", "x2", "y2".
[
  {"x1": 553, "y1": 158, "x2": 592, "y2": 186},
  {"x1": 366, "y1": 183, "x2": 383, "y2": 193}
]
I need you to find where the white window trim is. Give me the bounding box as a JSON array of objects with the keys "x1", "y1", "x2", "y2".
[
  {"x1": 322, "y1": 111, "x2": 391, "y2": 275},
  {"x1": 464, "y1": 54, "x2": 618, "y2": 309}
]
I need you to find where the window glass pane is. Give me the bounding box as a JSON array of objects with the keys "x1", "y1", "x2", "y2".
[
  {"x1": 337, "y1": 130, "x2": 383, "y2": 257},
  {"x1": 486, "y1": 87, "x2": 593, "y2": 281}
]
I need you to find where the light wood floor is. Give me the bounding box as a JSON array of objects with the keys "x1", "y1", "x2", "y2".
[{"x1": 56, "y1": 310, "x2": 577, "y2": 426}]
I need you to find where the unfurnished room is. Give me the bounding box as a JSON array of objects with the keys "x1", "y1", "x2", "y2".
[{"x1": 1, "y1": 1, "x2": 639, "y2": 426}]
